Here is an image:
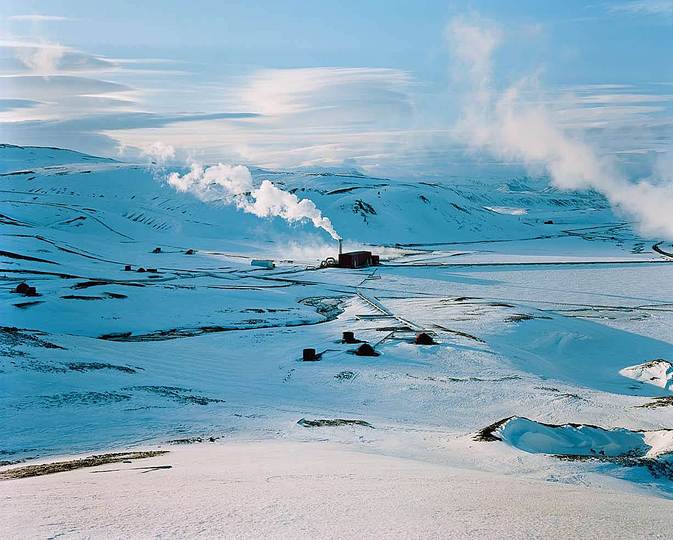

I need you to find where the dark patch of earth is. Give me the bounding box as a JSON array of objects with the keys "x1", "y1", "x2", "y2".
[
  {"x1": 297, "y1": 418, "x2": 373, "y2": 428},
  {"x1": 0, "y1": 451, "x2": 168, "y2": 480},
  {"x1": 66, "y1": 362, "x2": 138, "y2": 374},
  {"x1": 124, "y1": 385, "x2": 225, "y2": 405}
]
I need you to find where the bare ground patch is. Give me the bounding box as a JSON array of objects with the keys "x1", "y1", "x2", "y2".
[
  {"x1": 297, "y1": 418, "x2": 374, "y2": 428},
  {"x1": 125, "y1": 385, "x2": 225, "y2": 405},
  {"x1": 0, "y1": 450, "x2": 168, "y2": 480},
  {"x1": 66, "y1": 362, "x2": 138, "y2": 374},
  {"x1": 638, "y1": 396, "x2": 673, "y2": 409}
]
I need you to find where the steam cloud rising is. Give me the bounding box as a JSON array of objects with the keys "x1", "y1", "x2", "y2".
[
  {"x1": 142, "y1": 142, "x2": 176, "y2": 164},
  {"x1": 448, "y1": 17, "x2": 673, "y2": 240},
  {"x1": 167, "y1": 163, "x2": 341, "y2": 239}
]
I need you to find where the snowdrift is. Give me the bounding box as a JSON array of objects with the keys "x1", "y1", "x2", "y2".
[
  {"x1": 620, "y1": 360, "x2": 673, "y2": 390},
  {"x1": 488, "y1": 416, "x2": 673, "y2": 459}
]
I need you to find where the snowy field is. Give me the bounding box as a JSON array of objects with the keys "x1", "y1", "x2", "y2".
[
  {"x1": 2, "y1": 144, "x2": 673, "y2": 538},
  {"x1": 5, "y1": 441, "x2": 673, "y2": 539}
]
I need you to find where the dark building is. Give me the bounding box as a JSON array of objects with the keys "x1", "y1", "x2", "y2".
[{"x1": 338, "y1": 251, "x2": 379, "y2": 269}]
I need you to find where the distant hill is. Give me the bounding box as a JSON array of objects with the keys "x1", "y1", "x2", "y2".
[{"x1": 0, "y1": 144, "x2": 615, "y2": 246}]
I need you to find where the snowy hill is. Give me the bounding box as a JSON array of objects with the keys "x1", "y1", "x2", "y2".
[
  {"x1": 0, "y1": 145, "x2": 619, "y2": 251},
  {"x1": 276, "y1": 170, "x2": 613, "y2": 244},
  {"x1": 2, "y1": 144, "x2": 673, "y2": 518},
  {"x1": 0, "y1": 144, "x2": 117, "y2": 174}
]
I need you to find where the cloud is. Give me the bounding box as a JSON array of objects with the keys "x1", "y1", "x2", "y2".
[
  {"x1": 106, "y1": 66, "x2": 419, "y2": 172},
  {"x1": 1, "y1": 111, "x2": 261, "y2": 157},
  {"x1": 1, "y1": 75, "x2": 133, "y2": 100},
  {"x1": 1, "y1": 16, "x2": 668, "y2": 185},
  {"x1": 573, "y1": 93, "x2": 673, "y2": 105},
  {"x1": 609, "y1": 1, "x2": 673, "y2": 16},
  {"x1": 234, "y1": 67, "x2": 413, "y2": 116},
  {"x1": 8, "y1": 14, "x2": 74, "y2": 22},
  {"x1": 447, "y1": 16, "x2": 673, "y2": 239},
  {"x1": 0, "y1": 36, "x2": 142, "y2": 123},
  {"x1": 14, "y1": 42, "x2": 66, "y2": 74},
  {"x1": 38, "y1": 111, "x2": 257, "y2": 130},
  {"x1": 0, "y1": 40, "x2": 119, "y2": 75},
  {"x1": 0, "y1": 98, "x2": 41, "y2": 112}
]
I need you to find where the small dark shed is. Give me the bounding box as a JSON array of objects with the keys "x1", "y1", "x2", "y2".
[{"x1": 338, "y1": 251, "x2": 379, "y2": 269}]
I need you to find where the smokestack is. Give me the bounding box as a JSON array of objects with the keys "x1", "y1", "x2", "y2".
[{"x1": 338, "y1": 239, "x2": 343, "y2": 255}]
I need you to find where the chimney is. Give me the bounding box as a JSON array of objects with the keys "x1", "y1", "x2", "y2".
[{"x1": 338, "y1": 238, "x2": 343, "y2": 255}]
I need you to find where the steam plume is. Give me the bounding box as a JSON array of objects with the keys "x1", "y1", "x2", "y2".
[
  {"x1": 142, "y1": 141, "x2": 175, "y2": 164},
  {"x1": 447, "y1": 17, "x2": 673, "y2": 240},
  {"x1": 167, "y1": 162, "x2": 341, "y2": 239}
]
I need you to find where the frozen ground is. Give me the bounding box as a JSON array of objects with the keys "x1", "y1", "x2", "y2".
[
  {"x1": 4, "y1": 440, "x2": 673, "y2": 539},
  {"x1": 1, "y1": 144, "x2": 673, "y2": 537}
]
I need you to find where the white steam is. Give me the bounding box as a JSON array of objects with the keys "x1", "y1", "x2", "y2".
[
  {"x1": 142, "y1": 141, "x2": 176, "y2": 165},
  {"x1": 447, "y1": 17, "x2": 673, "y2": 240},
  {"x1": 167, "y1": 162, "x2": 341, "y2": 240}
]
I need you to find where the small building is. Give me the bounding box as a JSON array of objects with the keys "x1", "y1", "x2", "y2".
[
  {"x1": 338, "y1": 251, "x2": 379, "y2": 269},
  {"x1": 251, "y1": 259, "x2": 275, "y2": 269}
]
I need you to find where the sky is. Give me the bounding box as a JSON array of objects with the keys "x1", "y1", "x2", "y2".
[{"x1": 0, "y1": 0, "x2": 671, "y2": 179}]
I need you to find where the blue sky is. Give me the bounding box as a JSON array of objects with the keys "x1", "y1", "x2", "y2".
[{"x1": 0, "y1": 0, "x2": 671, "y2": 177}]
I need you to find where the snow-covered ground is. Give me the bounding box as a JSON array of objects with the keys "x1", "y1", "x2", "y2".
[
  {"x1": 4, "y1": 440, "x2": 673, "y2": 539},
  {"x1": 2, "y1": 144, "x2": 673, "y2": 537}
]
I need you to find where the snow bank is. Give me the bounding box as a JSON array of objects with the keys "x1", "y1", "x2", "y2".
[
  {"x1": 620, "y1": 360, "x2": 673, "y2": 390},
  {"x1": 484, "y1": 206, "x2": 527, "y2": 215},
  {"x1": 496, "y1": 417, "x2": 673, "y2": 458}
]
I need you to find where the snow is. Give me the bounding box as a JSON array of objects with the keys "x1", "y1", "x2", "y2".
[
  {"x1": 3, "y1": 440, "x2": 673, "y2": 540},
  {"x1": 620, "y1": 360, "x2": 673, "y2": 390},
  {"x1": 2, "y1": 145, "x2": 673, "y2": 536},
  {"x1": 0, "y1": 143, "x2": 116, "y2": 174},
  {"x1": 484, "y1": 205, "x2": 527, "y2": 215},
  {"x1": 496, "y1": 417, "x2": 673, "y2": 458}
]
